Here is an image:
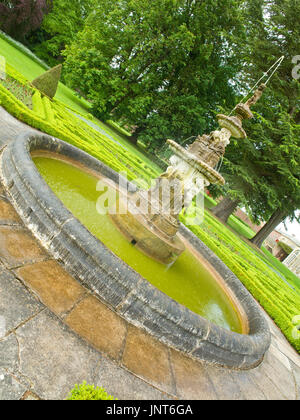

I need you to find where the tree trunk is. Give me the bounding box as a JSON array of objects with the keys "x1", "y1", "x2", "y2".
[
  {"x1": 250, "y1": 208, "x2": 287, "y2": 248},
  {"x1": 129, "y1": 126, "x2": 144, "y2": 145},
  {"x1": 211, "y1": 197, "x2": 240, "y2": 223}
]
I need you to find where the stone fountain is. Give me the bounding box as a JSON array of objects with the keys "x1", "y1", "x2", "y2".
[
  {"x1": 111, "y1": 84, "x2": 267, "y2": 264},
  {"x1": 0, "y1": 82, "x2": 271, "y2": 369}
]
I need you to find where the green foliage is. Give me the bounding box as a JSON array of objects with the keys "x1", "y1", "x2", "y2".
[
  {"x1": 218, "y1": 109, "x2": 300, "y2": 224},
  {"x1": 180, "y1": 205, "x2": 300, "y2": 352},
  {"x1": 29, "y1": 0, "x2": 95, "y2": 66},
  {"x1": 0, "y1": 66, "x2": 159, "y2": 185},
  {"x1": 0, "y1": 29, "x2": 49, "y2": 70},
  {"x1": 0, "y1": 33, "x2": 91, "y2": 114},
  {"x1": 106, "y1": 120, "x2": 131, "y2": 138},
  {"x1": 32, "y1": 64, "x2": 62, "y2": 99},
  {"x1": 213, "y1": 0, "x2": 300, "y2": 229},
  {"x1": 67, "y1": 382, "x2": 117, "y2": 400},
  {"x1": 63, "y1": 0, "x2": 246, "y2": 149}
]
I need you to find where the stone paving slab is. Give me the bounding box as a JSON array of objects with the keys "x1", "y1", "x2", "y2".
[
  {"x1": 261, "y1": 345, "x2": 296, "y2": 400},
  {"x1": 95, "y1": 357, "x2": 173, "y2": 401},
  {"x1": 0, "y1": 369, "x2": 26, "y2": 401},
  {"x1": 272, "y1": 333, "x2": 300, "y2": 368},
  {"x1": 247, "y1": 365, "x2": 287, "y2": 400},
  {"x1": 0, "y1": 226, "x2": 48, "y2": 269},
  {"x1": 16, "y1": 260, "x2": 86, "y2": 317},
  {"x1": 229, "y1": 369, "x2": 267, "y2": 400},
  {"x1": 11, "y1": 307, "x2": 173, "y2": 400},
  {"x1": 0, "y1": 198, "x2": 21, "y2": 226},
  {"x1": 205, "y1": 367, "x2": 247, "y2": 401},
  {"x1": 65, "y1": 296, "x2": 128, "y2": 362},
  {"x1": 290, "y1": 361, "x2": 300, "y2": 399},
  {"x1": 16, "y1": 309, "x2": 105, "y2": 400},
  {"x1": 170, "y1": 349, "x2": 218, "y2": 400},
  {"x1": 0, "y1": 196, "x2": 50, "y2": 272},
  {"x1": 0, "y1": 264, "x2": 43, "y2": 334},
  {"x1": 0, "y1": 107, "x2": 37, "y2": 149},
  {"x1": 122, "y1": 326, "x2": 175, "y2": 395},
  {"x1": 0, "y1": 195, "x2": 299, "y2": 401},
  {"x1": 0, "y1": 334, "x2": 19, "y2": 372}
]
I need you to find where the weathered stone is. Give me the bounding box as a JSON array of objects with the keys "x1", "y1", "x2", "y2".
[
  {"x1": 0, "y1": 226, "x2": 47, "y2": 268},
  {"x1": 268, "y1": 343, "x2": 292, "y2": 371},
  {"x1": 95, "y1": 357, "x2": 174, "y2": 401},
  {"x1": 260, "y1": 347, "x2": 296, "y2": 400},
  {"x1": 65, "y1": 296, "x2": 127, "y2": 361},
  {"x1": 0, "y1": 369, "x2": 26, "y2": 400},
  {"x1": 16, "y1": 260, "x2": 86, "y2": 316},
  {"x1": 0, "y1": 198, "x2": 21, "y2": 225},
  {"x1": 206, "y1": 367, "x2": 246, "y2": 400},
  {"x1": 230, "y1": 370, "x2": 267, "y2": 400},
  {"x1": 170, "y1": 350, "x2": 218, "y2": 400},
  {"x1": 0, "y1": 266, "x2": 42, "y2": 333},
  {"x1": 0, "y1": 106, "x2": 38, "y2": 149},
  {"x1": 290, "y1": 361, "x2": 300, "y2": 400},
  {"x1": 249, "y1": 364, "x2": 286, "y2": 400},
  {"x1": 21, "y1": 391, "x2": 40, "y2": 400},
  {"x1": 272, "y1": 336, "x2": 300, "y2": 368},
  {"x1": 0, "y1": 333, "x2": 19, "y2": 372},
  {"x1": 15, "y1": 310, "x2": 102, "y2": 400},
  {"x1": 122, "y1": 326, "x2": 174, "y2": 395}
]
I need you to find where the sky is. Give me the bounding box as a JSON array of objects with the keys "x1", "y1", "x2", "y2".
[{"x1": 278, "y1": 212, "x2": 300, "y2": 242}]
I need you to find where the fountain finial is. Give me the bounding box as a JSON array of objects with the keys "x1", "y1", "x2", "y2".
[
  {"x1": 235, "y1": 83, "x2": 267, "y2": 122},
  {"x1": 217, "y1": 83, "x2": 267, "y2": 139}
]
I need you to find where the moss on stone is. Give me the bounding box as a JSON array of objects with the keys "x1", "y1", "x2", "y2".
[{"x1": 31, "y1": 64, "x2": 62, "y2": 99}]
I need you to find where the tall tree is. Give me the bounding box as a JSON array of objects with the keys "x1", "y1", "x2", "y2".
[
  {"x1": 63, "y1": 0, "x2": 246, "y2": 148},
  {"x1": 209, "y1": 0, "x2": 300, "y2": 246},
  {"x1": 0, "y1": 0, "x2": 53, "y2": 41},
  {"x1": 246, "y1": 0, "x2": 300, "y2": 247},
  {"x1": 28, "y1": 0, "x2": 95, "y2": 65},
  {"x1": 211, "y1": 196, "x2": 241, "y2": 223}
]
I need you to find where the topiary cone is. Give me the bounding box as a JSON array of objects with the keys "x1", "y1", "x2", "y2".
[{"x1": 32, "y1": 64, "x2": 62, "y2": 99}]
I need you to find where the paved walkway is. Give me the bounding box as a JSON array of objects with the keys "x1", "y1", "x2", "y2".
[{"x1": 0, "y1": 106, "x2": 299, "y2": 400}]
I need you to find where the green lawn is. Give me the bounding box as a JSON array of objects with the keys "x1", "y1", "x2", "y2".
[
  {"x1": 0, "y1": 39, "x2": 299, "y2": 353},
  {"x1": 0, "y1": 34, "x2": 91, "y2": 115}
]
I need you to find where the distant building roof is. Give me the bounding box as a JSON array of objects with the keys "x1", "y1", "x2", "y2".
[{"x1": 276, "y1": 230, "x2": 300, "y2": 248}]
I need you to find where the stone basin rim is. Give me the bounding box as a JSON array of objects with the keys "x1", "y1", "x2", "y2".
[{"x1": 0, "y1": 132, "x2": 271, "y2": 370}]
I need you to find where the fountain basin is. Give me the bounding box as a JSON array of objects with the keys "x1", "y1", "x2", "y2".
[{"x1": 0, "y1": 132, "x2": 271, "y2": 369}]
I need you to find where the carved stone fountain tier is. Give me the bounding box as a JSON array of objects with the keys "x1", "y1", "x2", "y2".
[{"x1": 111, "y1": 84, "x2": 267, "y2": 265}]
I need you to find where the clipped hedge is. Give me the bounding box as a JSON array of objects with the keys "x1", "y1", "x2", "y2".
[
  {"x1": 32, "y1": 64, "x2": 62, "y2": 99},
  {"x1": 107, "y1": 119, "x2": 131, "y2": 138},
  {"x1": 32, "y1": 91, "x2": 45, "y2": 120},
  {"x1": 0, "y1": 73, "x2": 158, "y2": 185},
  {"x1": 181, "y1": 206, "x2": 300, "y2": 353}
]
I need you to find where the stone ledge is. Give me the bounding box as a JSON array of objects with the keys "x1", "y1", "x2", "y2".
[
  {"x1": 0, "y1": 226, "x2": 48, "y2": 269},
  {"x1": 122, "y1": 325, "x2": 175, "y2": 395},
  {"x1": 65, "y1": 295, "x2": 127, "y2": 362},
  {"x1": 16, "y1": 260, "x2": 86, "y2": 316}
]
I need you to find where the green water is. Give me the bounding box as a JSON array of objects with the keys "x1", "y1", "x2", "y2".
[{"x1": 33, "y1": 156, "x2": 242, "y2": 333}]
